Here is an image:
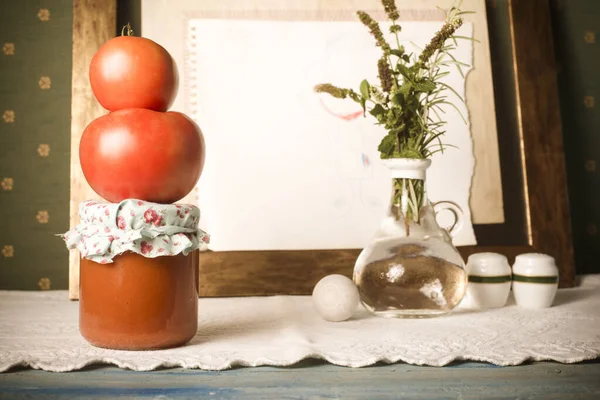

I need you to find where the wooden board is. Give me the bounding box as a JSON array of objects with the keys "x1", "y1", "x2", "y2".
[
  {"x1": 69, "y1": 0, "x2": 116, "y2": 300},
  {"x1": 199, "y1": 245, "x2": 534, "y2": 296},
  {"x1": 1, "y1": 361, "x2": 599, "y2": 399},
  {"x1": 508, "y1": 0, "x2": 574, "y2": 287}
]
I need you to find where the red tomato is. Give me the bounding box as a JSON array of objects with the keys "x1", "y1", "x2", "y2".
[
  {"x1": 89, "y1": 36, "x2": 178, "y2": 112},
  {"x1": 80, "y1": 109, "x2": 205, "y2": 203}
]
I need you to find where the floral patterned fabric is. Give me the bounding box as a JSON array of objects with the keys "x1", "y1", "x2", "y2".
[{"x1": 62, "y1": 199, "x2": 209, "y2": 264}]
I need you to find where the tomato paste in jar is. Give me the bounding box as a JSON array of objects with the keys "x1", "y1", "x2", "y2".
[
  {"x1": 63, "y1": 199, "x2": 209, "y2": 350},
  {"x1": 79, "y1": 251, "x2": 199, "y2": 350}
]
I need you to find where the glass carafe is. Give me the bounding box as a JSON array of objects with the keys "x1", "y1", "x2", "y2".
[{"x1": 353, "y1": 158, "x2": 467, "y2": 318}]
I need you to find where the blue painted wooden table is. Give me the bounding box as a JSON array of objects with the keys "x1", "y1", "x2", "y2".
[{"x1": 1, "y1": 360, "x2": 599, "y2": 399}]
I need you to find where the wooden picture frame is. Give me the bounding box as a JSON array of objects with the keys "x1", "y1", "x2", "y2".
[
  {"x1": 69, "y1": 0, "x2": 116, "y2": 299},
  {"x1": 69, "y1": 0, "x2": 574, "y2": 299},
  {"x1": 196, "y1": 0, "x2": 575, "y2": 296}
]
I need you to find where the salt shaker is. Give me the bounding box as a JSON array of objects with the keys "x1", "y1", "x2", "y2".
[
  {"x1": 512, "y1": 253, "x2": 559, "y2": 309},
  {"x1": 465, "y1": 252, "x2": 512, "y2": 309}
]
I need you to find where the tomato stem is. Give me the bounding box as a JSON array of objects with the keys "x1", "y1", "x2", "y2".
[{"x1": 121, "y1": 23, "x2": 134, "y2": 36}]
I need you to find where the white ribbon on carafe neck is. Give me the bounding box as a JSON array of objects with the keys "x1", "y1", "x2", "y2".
[{"x1": 381, "y1": 158, "x2": 432, "y2": 180}]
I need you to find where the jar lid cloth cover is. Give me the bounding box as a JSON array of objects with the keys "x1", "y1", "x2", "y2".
[{"x1": 62, "y1": 199, "x2": 210, "y2": 264}]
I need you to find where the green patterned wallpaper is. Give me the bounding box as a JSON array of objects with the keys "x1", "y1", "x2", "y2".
[
  {"x1": 550, "y1": 0, "x2": 600, "y2": 275},
  {"x1": 0, "y1": 1, "x2": 72, "y2": 290}
]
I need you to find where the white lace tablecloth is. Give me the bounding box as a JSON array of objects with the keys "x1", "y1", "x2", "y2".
[{"x1": 1, "y1": 275, "x2": 600, "y2": 372}]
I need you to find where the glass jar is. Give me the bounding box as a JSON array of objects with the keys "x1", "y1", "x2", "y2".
[
  {"x1": 63, "y1": 199, "x2": 209, "y2": 350},
  {"x1": 80, "y1": 251, "x2": 198, "y2": 350},
  {"x1": 353, "y1": 158, "x2": 467, "y2": 318}
]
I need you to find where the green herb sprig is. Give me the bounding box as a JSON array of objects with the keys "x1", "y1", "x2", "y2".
[
  {"x1": 315, "y1": 0, "x2": 473, "y2": 160},
  {"x1": 314, "y1": 1, "x2": 475, "y2": 229}
]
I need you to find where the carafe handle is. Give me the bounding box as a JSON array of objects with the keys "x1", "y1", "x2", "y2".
[{"x1": 433, "y1": 201, "x2": 464, "y2": 238}]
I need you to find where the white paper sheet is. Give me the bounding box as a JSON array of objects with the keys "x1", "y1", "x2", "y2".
[{"x1": 184, "y1": 19, "x2": 476, "y2": 251}]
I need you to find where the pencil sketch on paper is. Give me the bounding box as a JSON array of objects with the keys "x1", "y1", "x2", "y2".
[{"x1": 185, "y1": 18, "x2": 477, "y2": 251}]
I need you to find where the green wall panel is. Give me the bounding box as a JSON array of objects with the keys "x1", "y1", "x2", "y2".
[
  {"x1": 0, "y1": 0, "x2": 72, "y2": 290},
  {"x1": 550, "y1": 0, "x2": 600, "y2": 275}
]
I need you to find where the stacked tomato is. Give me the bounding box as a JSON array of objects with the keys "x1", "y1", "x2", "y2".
[{"x1": 80, "y1": 30, "x2": 205, "y2": 203}]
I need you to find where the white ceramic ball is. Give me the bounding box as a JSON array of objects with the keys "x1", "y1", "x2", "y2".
[{"x1": 312, "y1": 274, "x2": 360, "y2": 322}]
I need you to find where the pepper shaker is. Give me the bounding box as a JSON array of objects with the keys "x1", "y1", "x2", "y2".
[
  {"x1": 465, "y1": 252, "x2": 512, "y2": 309},
  {"x1": 512, "y1": 253, "x2": 559, "y2": 309}
]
